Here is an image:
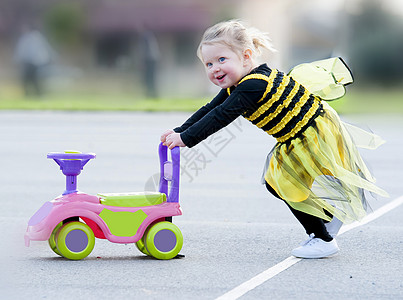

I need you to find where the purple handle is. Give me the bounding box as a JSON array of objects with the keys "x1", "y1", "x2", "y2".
[{"x1": 158, "y1": 143, "x2": 180, "y2": 203}]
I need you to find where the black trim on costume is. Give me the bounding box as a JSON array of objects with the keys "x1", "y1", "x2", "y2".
[
  {"x1": 265, "y1": 72, "x2": 284, "y2": 100},
  {"x1": 279, "y1": 103, "x2": 324, "y2": 144},
  {"x1": 259, "y1": 85, "x2": 304, "y2": 132},
  {"x1": 338, "y1": 57, "x2": 354, "y2": 85},
  {"x1": 253, "y1": 78, "x2": 296, "y2": 126},
  {"x1": 272, "y1": 94, "x2": 317, "y2": 139}
]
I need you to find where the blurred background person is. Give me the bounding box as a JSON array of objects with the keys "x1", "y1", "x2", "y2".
[
  {"x1": 14, "y1": 23, "x2": 56, "y2": 97},
  {"x1": 140, "y1": 28, "x2": 160, "y2": 99},
  {"x1": 0, "y1": 0, "x2": 401, "y2": 103}
]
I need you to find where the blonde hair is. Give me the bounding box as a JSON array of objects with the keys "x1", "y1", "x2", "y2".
[{"x1": 197, "y1": 20, "x2": 276, "y2": 60}]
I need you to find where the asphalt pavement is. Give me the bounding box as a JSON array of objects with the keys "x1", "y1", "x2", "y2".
[{"x1": 1, "y1": 110, "x2": 402, "y2": 299}]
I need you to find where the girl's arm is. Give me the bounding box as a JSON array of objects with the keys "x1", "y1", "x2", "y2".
[
  {"x1": 164, "y1": 78, "x2": 266, "y2": 148},
  {"x1": 180, "y1": 90, "x2": 259, "y2": 147},
  {"x1": 173, "y1": 89, "x2": 228, "y2": 133},
  {"x1": 179, "y1": 79, "x2": 266, "y2": 148},
  {"x1": 163, "y1": 94, "x2": 244, "y2": 149},
  {"x1": 160, "y1": 89, "x2": 227, "y2": 144}
]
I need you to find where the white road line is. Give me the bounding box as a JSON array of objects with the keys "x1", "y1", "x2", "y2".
[
  {"x1": 215, "y1": 195, "x2": 403, "y2": 300},
  {"x1": 339, "y1": 195, "x2": 403, "y2": 234},
  {"x1": 215, "y1": 256, "x2": 302, "y2": 300}
]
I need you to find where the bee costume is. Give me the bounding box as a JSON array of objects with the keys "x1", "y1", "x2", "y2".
[{"x1": 174, "y1": 57, "x2": 388, "y2": 224}]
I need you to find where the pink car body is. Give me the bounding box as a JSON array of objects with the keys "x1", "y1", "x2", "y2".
[
  {"x1": 25, "y1": 193, "x2": 182, "y2": 247},
  {"x1": 25, "y1": 144, "x2": 183, "y2": 260}
]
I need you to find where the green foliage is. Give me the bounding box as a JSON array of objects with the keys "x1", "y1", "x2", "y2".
[
  {"x1": 327, "y1": 88, "x2": 403, "y2": 114},
  {"x1": 0, "y1": 92, "x2": 209, "y2": 112},
  {"x1": 0, "y1": 85, "x2": 402, "y2": 114}
]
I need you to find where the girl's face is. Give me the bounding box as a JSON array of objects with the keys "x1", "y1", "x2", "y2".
[{"x1": 200, "y1": 43, "x2": 253, "y2": 89}]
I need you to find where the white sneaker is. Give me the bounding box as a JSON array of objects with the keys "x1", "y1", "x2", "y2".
[
  {"x1": 325, "y1": 217, "x2": 343, "y2": 237},
  {"x1": 292, "y1": 237, "x2": 339, "y2": 259}
]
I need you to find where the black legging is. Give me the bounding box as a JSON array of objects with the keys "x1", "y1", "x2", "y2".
[{"x1": 265, "y1": 182, "x2": 333, "y2": 242}]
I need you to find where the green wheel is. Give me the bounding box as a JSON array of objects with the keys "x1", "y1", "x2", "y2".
[
  {"x1": 48, "y1": 222, "x2": 63, "y2": 256},
  {"x1": 135, "y1": 235, "x2": 150, "y2": 256},
  {"x1": 55, "y1": 221, "x2": 95, "y2": 260},
  {"x1": 144, "y1": 221, "x2": 183, "y2": 260}
]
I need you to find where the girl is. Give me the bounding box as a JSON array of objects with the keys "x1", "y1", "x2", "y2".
[{"x1": 161, "y1": 20, "x2": 388, "y2": 259}]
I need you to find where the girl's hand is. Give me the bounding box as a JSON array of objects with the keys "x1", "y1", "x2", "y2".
[
  {"x1": 164, "y1": 133, "x2": 186, "y2": 149},
  {"x1": 160, "y1": 129, "x2": 175, "y2": 143}
]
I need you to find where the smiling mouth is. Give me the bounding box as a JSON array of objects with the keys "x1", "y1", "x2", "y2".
[{"x1": 216, "y1": 74, "x2": 226, "y2": 80}]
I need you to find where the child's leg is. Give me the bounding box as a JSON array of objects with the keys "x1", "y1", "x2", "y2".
[
  {"x1": 265, "y1": 181, "x2": 333, "y2": 242},
  {"x1": 283, "y1": 201, "x2": 333, "y2": 242}
]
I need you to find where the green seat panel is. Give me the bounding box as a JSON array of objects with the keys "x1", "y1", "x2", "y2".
[{"x1": 98, "y1": 192, "x2": 166, "y2": 207}]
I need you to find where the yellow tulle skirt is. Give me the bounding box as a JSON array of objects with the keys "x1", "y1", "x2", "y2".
[{"x1": 264, "y1": 102, "x2": 388, "y2": 223}]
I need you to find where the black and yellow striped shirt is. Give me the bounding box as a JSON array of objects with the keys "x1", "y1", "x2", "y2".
[{"x1": 175, "y1": 64, "x2": 322, "y2": 147}]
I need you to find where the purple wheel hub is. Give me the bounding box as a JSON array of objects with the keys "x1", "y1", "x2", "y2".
[
  {"x1": 65, "y1": 230, "x2": 88, "y2": 252},
  {"x1": 154, "y1": 230, "x2": 177, "y2": 252}
]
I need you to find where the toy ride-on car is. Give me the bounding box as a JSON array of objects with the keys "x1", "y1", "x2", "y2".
[{"x1": 25, "y1": 143, "x2": 183, "y2": 260}]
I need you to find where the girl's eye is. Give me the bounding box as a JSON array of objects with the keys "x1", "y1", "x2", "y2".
[
  {"x1": 206, "y1": 62, "x2": 212, "y2": 68},
  {"x1": 219, "y1": 57, "x2": 226, "y2": 63}
]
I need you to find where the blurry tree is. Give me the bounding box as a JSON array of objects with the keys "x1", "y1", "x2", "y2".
[
  {"x1": 43, "y1": 2, "x2": 85, "y2": 46},
  {"x1": 347, "y1": 0, "x2": 403, "y2": 86}
]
